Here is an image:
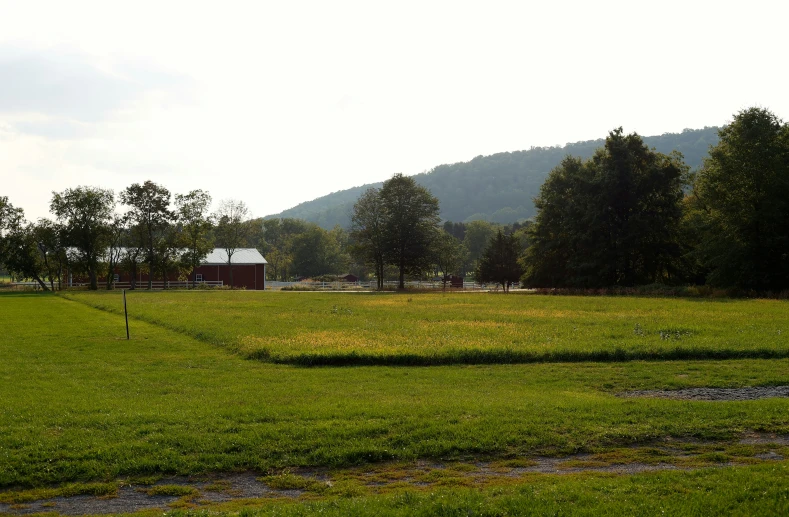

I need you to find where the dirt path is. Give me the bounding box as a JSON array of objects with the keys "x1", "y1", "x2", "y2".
[{"x1": 2, "y1": 434, "x2": 787, "y2": 516}]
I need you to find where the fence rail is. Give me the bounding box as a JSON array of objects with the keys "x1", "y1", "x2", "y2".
[{"x1": 266, "y1": 280, "x2": 487, "y2": 290}]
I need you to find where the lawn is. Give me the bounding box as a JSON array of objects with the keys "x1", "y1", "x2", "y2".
[
  {"x1": 62, "y1": 290, "x2": 789, "y2": 365},
  {"x1": 1, "y1": 291, "x2": 788, "y2": 514}
]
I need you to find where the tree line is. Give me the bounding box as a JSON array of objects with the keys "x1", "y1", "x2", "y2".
[
  {"x1": 0, "y1": 182, "x2": 247, "y2": 290},
  {"x1": 521, "y1": 107, "x2": 789, "y2": 292},
  {"x1": 2, "y1": 107, "x2": 787, "y2": 292},
  {"x1": 347, "y1": 107, "x2": 789, "y2": 293}
]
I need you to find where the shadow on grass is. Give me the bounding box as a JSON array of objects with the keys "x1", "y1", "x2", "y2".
[
  {"x1": 0, "y1": 290, "x2": 58, "y2": 297},
  {"x1": 273, "y1": 347, "x2": 789, "y2": 367}
]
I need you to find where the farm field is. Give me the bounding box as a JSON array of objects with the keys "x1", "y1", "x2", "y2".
[
  {"x1": 1, "y1": 291, "x2": 788, "y2": 515},
  {"x1": 63, "y1": 290, "x2": 789, "y2": 365}
]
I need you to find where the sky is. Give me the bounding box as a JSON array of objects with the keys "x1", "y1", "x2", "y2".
[{"x1": 1, "y1": 0, "x2": 787, "y2": 222}]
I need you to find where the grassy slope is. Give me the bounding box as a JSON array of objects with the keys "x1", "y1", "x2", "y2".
[
  {"x1": 1, "y1": 292, "x2": 789, "y2": 490},
  {"x1": 63, "y1": 291, "x2": 789, "y2": 365}
]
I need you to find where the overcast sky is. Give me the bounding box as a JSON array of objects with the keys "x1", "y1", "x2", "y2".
[{"x1": 2, "y1": 0, "x2": 787, "y2": 222}]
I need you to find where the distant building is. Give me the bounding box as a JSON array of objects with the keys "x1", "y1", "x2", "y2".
[
  {"x1": 69, "y1": 248, "x2": 268, "y2": 290},
  {"x1": 193, "y1": 248, "x2": 268, "y2": 290}
]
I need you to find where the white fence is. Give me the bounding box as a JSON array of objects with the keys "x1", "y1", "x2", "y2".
[
  {"x1": 266, "y1": 280, "x2": 486, "y2": 290},
  {"x1": 58, "y1": 280, "x2": 224, "y2": 290}
]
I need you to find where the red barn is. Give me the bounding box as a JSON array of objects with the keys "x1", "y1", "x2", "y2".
[
  {"x1": 192, "y1": 248, "x2": 268, "y2": 290},
  {"x1": 69, "y1": 248, "x2": 268, "y2": 290}
]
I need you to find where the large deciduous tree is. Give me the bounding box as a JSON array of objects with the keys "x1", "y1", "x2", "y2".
[
  {"x1": 523, "y1": 129, "x2": 688, "y2": 288},
  {"x1": 350, "y1": 188, "x2": 388, "y2": 289},
  {"x1": 175, "y1": 190, "x2": 214, "y2": 287},
  {"x1": 475, "y1": 230, "x2": 524, "y2": 292},
  {"x1": 120, "y1": 181, "x2": 174, "y2": 290},
  {"x1": 380, "y1": 174, "x2": 441, "y2": 289},
  {"x1": 214, "y1": 199, "x2": 250, "y2": 288},
  {"x1": 693, "y1": 107, "x2": 789, "y2": 290},
  {"x1": 50, "y1": 186, "x2": 115, "y2": 290}
]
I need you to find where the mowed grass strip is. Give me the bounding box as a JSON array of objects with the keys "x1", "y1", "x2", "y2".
[
  {"x1": 63, "y1": 290, "x2": 789, "y2": 365},
  {"x1": 1, "y1": 292, "x2": 789, "y2": 488}
]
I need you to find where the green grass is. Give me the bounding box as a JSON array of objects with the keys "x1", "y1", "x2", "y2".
[
  {"x1": 2, "y1": 292, "x2": 789, "y2": 492},
  {"x1": 61, "y1": 290, "x2": 789, "y2": 365}
]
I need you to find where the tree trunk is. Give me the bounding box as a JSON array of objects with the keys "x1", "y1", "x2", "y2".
[
  {"x1": 89, "y1": 268, "x2": 98, "y2": 290},
  {"x1": 34, "y1": 275, "x2": 49, "y2": 291}
]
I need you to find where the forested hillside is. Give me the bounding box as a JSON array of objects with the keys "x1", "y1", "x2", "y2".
[{"x1": 268, "y1": 127, "x2": 719, "y2": 229}]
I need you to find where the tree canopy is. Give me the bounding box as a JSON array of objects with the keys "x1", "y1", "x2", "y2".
[
  {"x1": 475, "y1": 230, "x2": 524, "y2": 292},
  {"x1": 380, "y1": 174, "x2": 441, "y2": 289},
  {"x1": 50, "y1": 186, "x2": 115, "y2": 290},
  {"x1": 349, "y1": 174, "x2": 441, "y2": 289},
  {"x1": 523, "y1": 129, "x2": 688, "y2": 288},
  {"x1": 120, "y1": 181, "x2": 174, "y2": 290},
  {"x1": 692, "y1": 107, "x2": 789, "y2": 290}
]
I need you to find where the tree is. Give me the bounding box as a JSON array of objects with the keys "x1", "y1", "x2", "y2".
[
  {"x1": 175, "y1": 190, "x2": 214, "y2": 287},
  {"x1": 475, "y1": 230, "x2": 524, "y2": 292},
  {"x1": 693, "y1": 107, "x2": 789, "y2": 290},
  {"x1": 0, "y1": 197, "x2": 21, "y2": 269},
  {"x1": 120, "y1": 181, "x2": 174, "y2": 290},
  {"x1": 350, "y1": 188, "x2": 388, "y2": 289},
  {"x1": 119, "y1": 221, "x2": 147, "y2": 290},
  {"x1": 50, "y1": 186, "x2": 115, "y2": 290},
  {"x1": 523, "y1": 129, "x2": 688, "y2": 288},
  {"x1": 379, "y1": 174, "x2": 441, "y2": 289},
  {"x1": 104, "y1": 215, "x2": 125, "y2": 290},
  {"x1": 462, "y1": 220, "x2": 497, "y2": 276},
  {"x1": 214, "y1": 199, "x2": 250, "y2": 287},
  {"x1": 432, "y1": 230, "x2": 466, "y2": 289},
  {"x1": 154, "y1": 223, "x2": 188, "y2": 289},
  {"x1": 1, "y1": 208, "x2": 51, "y2": 290},
  {"x1": 33, "y1": 219, "x2": 67, "y2": 291},
  {"x1": 291, "y1": 224, "x2": 347, "y2": 278}
]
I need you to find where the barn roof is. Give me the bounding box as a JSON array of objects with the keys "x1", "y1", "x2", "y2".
[{"x1": 202, "y1": 248, "x2": 267, "y2": 265}]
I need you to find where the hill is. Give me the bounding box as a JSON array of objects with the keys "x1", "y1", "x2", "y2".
[{"x1": 266, "y1": 127, "x2": 719, "y2": 229}]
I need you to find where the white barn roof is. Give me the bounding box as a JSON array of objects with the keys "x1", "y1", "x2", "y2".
[{"x1": 202, "y1": 248, "x2": 267, "y2": 265}]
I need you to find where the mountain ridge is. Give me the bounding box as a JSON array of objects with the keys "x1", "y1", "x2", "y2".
[{"x1": 266, "y1": 127, "x2": 719, "y2": 229}]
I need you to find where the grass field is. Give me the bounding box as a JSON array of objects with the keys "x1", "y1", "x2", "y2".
[
  {"x1": 2, "y1": 291, "x2": 789, "y2": 515},
  {"x1": 63, "y1": 290, "x2": 789, "y2": 365}
]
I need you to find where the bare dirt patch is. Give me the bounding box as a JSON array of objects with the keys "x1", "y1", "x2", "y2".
[
  {"x1": 2, "y1": 440, "x2": 788, "y2": 516},
  {"x1": 619, "y1": 385, "x2": 789, "y2": 401}
]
